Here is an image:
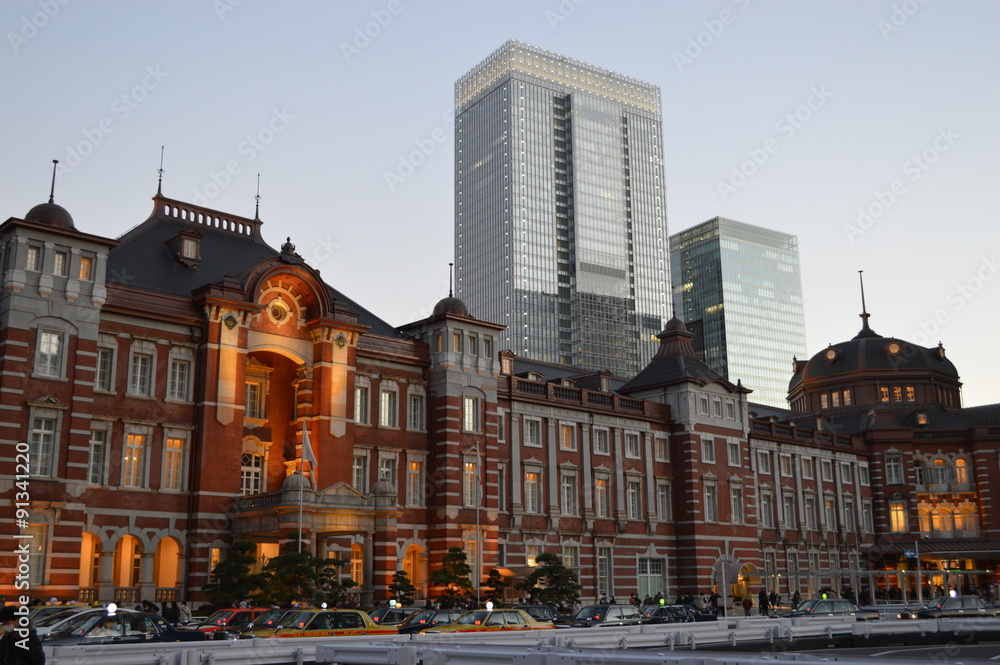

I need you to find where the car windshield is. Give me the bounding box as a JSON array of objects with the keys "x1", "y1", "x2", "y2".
[
  {"x1": 400, "y1": 610, "x2": 433, "y2": 626},
  {"x1": 796, "y1": 600, "x2": 819, "y2": 611},
  {"x1": 50, "y1": 611, "x2": 113, "y2": 636},
  {"x1": 281, "y1": 611, "x2": 315, "y2": 629},
  {"x1": 456, "y1": 610, "x2": 490, "y2": 625},
  {"x1": 575, "y1": 606, "x2": 604, "y2": 620},
  {"x1": 203, "y1": 610, "x2": 235, "y2": 625},
  {"x1": 249, "y1": 609, "x2": 288, "y2": 627},
  {"x1": 35, "y1": 608, "x2": 84, "y2": 627}
]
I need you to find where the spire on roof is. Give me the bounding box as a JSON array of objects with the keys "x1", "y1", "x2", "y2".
[
  {"x1": 157, "y1": 146, "x2": 165, "y2": 195},
  {"x1": 48, "y1": 159, "x2": 58, "y2": 204},
  {"x1": 854, "y1": 270, "x2": 880, "y2": 339},
  {"x1": 254, "y1": 173, "x2": 261, "y2": 221},
  {"x1": 448, "y1": 262, "x2": 454, "y2": 297}
]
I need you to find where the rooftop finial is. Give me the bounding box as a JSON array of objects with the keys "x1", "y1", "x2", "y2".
[
  {"x1": 48, "y1": 159, "x2": 58, "y2": 204},
  {"x1": 854, "y1": 270, "x2": 879, "y2": 339},
  {"x1": 448, "y1": 262, "x2": 454, "y2": 297},
  {"x1": 254, "y1": 173, "x2": 261, "y2": 220},
  {"x1": 157, "y1": 146, "x2": 165, "y2": 195}
]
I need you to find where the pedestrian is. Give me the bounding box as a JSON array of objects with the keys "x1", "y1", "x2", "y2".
[
  {"x1": 709, "y1": 591, "x2": 720, "y2": 615},
  {"x1": 178, "y1": 601, "x2": 193, "y2": 625},
  {"x1": 792, "y1": 591, "x2": 801, "y2": 608},
  {"x1": 1, "y1": 604, "x2": 46, "y2": 664},
  {"x1": 163, "y1": 601, "x2": 180, "y2": 624},
  {"x1": 643, "y1": 594, "x2": 653, "y2": 607},
  {"x1": 741, "y1": 596, "x2": 753, "y2": 617},
  {"x1": 758, "y1": 588, "x2": 769, "y2": 616}
]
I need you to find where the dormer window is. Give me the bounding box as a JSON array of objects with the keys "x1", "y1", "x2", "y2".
[
  {"x1": 181, "y1": 237, "x2": 199, "y2": 259},
  {"x1": 527, "y1": 372, "x2": 543, "y2": 382},
  {"x1": 171, "y1": 231, "x2": 203, "y2": 268}
]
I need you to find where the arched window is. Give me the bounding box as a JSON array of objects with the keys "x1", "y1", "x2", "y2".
[
  {"x1": 917, "y1": 503, "x2": 932, "y2": 537},
  {"x1": 953, "y1": 459, "x2": 970, "y2": 486},
  {"x1": 931, "y1": 505, "x2": 954, "y2": 536},
  {"x1": 351, "y1": 543, "x2": 364, "y2": 586},
  {"x1": 241, "y1": 453, "x2": 263, "y2": 495},
  {"x1": 930, "y1": 458, "x2": 949, "y2": 486},
  {"x1": 955, "y1": 503, "x2": 979, "y2": 536}
]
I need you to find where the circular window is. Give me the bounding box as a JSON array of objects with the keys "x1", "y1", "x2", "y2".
[
  {"x1": 267, "y1": 298, "x2": 290, "y2": 325},
  {"x1": 886, "y1": 341, "x2": 901, "y2": 355}
]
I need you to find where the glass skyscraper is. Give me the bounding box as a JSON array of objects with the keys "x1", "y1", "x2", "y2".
[
  {"x1": 670, "y1": 217, "x2": 807, "y2": 408},
  {"x1": 454, "y1": 41, "x2": 670, "y2": 376}
]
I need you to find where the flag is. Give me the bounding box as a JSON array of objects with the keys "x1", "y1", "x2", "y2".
[{"x1": 302, "y1": 422, "x2": 317, "y2": 488}]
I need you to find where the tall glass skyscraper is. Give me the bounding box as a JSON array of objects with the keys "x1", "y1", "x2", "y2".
[
  {"x1": 454, "y1": 41, "x2": 670, "y2": 376},
  {"x1": 670, "y1": 217, "x2": 807, "y2": 408}
]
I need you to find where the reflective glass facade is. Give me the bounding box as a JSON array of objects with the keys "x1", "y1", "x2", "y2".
[
  {"x1": 455, "y1": 41, "x2": 669, "y2": 376},
  {"x1": 670, "y1": 217, "x2": 807, "y2": 408}
]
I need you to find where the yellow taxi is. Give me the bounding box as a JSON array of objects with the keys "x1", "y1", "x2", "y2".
[
  {"x1": 243, "y1": 608, "x2": 397, "y2": 638},
  {"x1": 420, "y1": 607, "x2": 554, "y2": 634}
]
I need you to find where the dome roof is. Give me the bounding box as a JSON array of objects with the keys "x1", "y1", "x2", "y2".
[
  {"x1": 25, "y1": 202, "x2": 75, "y2": 229},
  {"x1": 281, "y1": 472, "x2": 311, "y2": 491},
  {"x1": 432, "y1": 296, "x2": 469, "y2": 318},
  {"x1": 789, "y1": 333, "x2": 958, "y2": 392}
]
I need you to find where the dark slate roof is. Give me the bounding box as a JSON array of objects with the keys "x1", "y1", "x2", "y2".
[
  {"x1": 109, "y1": 195, "x2": 403, "y2": 339},
  {"x1": 957, "y1": 403, "x2": 1000, "y2": 426},
  {"x1": 510, "y1": 357, "x2": 632, "y2": 392},
  {"x1": 789, "y1": 314, "x2": 959, "y2": 392},
  {"x1": 619, "y1": 317, "x2": 744, "y2": 394}
]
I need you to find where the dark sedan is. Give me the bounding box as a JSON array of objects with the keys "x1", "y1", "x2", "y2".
[
  {"x1": 790, "y1": 598, "x2": 879, "y2": 621},
  {"x1": 395, "y1": 608, "x2": 467, "y2": 634},
  {"x1": 642, "y1": 604, "x2": 697, "y2": 624},
  {"x1": 899, "y1": 595, "x2": 1000, "y2": 619},
  {"x1": 563, "y1": 604, "x2": 644, "y2": 628},
  {"x1": 43, "y1": 608, "x2": 206, "y2": 646}
]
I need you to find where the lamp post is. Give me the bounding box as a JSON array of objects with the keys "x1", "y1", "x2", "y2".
[{"x1": 475, "y1": 441, "x2": 482, "y2": 607}]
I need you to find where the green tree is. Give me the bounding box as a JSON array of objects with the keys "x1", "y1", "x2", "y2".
[
  {"x1": 429, "y1": 546, "x2": 473, "y2": 608},
  {"x1": 514, "y1": 552, "x2": 581, "y2": 612},
  {"x1": 483, "y1": 568, "x2": 509, "y2": 603},
  {"x1": 202, "y1": 539, "x2": 265, "y2": 609},
  {"x1": 259, "y1": 534, "x2": 355, "y2": 606},
  {"x1": 388, "y1": 570, "x2": 417, "y2": 606}
]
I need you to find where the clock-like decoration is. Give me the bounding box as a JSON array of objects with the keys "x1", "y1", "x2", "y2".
[
  {"x1": 824, "y1": 347, "x2": 838, "y2": 362},
  {"x1": 335, "y1": 333, "x2": 347, "y2": 348},
  {"x1": 886, "y1": 340, "x2": 901, "y2": 355},
  {"x1": 223, "y1": 314, "x2": 238, "y2": 330}
]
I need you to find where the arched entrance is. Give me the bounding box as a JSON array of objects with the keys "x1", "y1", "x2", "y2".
[
  {"x1": 78, "y1": 532, "x2": 101, "y2": 602},
  {"x1": 154, "y1": 537, "x2": 182, "y2": 602},
  {"x1": 403, "y1": 544, "x2": 428, "y2": 600},
  {"x1": 112, "y1": 535, "x2": 142, "y2": 605}
]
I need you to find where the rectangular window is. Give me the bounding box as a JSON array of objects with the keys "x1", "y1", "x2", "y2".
[
  {"x1": 831, "y1": 391, "x2": 840, "y2": 407},
  {"x1": 893, "y1": 386, "x2": 903, "y2": 402},
  {"x1": 24, "y1": 523, "x2": 46, "y2": 586},
  {"x1": 699, "y1": 396, "x2": 708, "y2": 414},
  {"x1": 802, "y1": 457, "x2": 813, "y2": 479},
  {"x1": 760, "y1": 492, "x2": 774, "y2": 528},
  {"x1": 524, "y1": 418, "x2": 542, "y2": 447},
  {"x1": 122, "y1": 434, "x2": 145, "y2": 488},
  {"x1": 821, "y1": 459, "x2": 833, "y2": 482},
  {"x1": 562, "y1": 545, "x2": 579, "y2": 571},
  {"x1": 452, "y1": 332, "x2": 462, "y2": 353},
  {"x1": 129, "y1": 353, "x2": 152, "y2": 396},
  {"x1": 701, "y1": 438, "x2": 715, "y2": 463},
  {"x1": 406, "y1": 393, "x2": 425, "y2": 431},
  {"x1": 463, "y1": 459, "x2": 479, "y2": 507},
  {"x1": 703, "y1": 484, "x2": 718, "y2": 521},
  {"x1": 596, "y1": 547, "x2": 612, "y2": 597},
  {"x1": 780, "y1": 455, "x2": 792, "y2": 477},
  {"x1": 26, "y1": 246, "x2": 41, "y2": 271},
  {"x1": 95, "y1": 347, "x2": 114, "y2": 391},
  {"x1": 483, "y1": 337, "x2": 493, "y2": 359},
  {"x1": 379, "y1": 390, "x2": 398, "y2": 428},
  {"x1": 593, "y1": 427, "x2": 609, "y2": 454},
  {"x1": 726, "y1": 401, "x2": 735, "y2": 419},
  {"x1": 561, "y1": 474, "x2": 578, "y2": 515},
  {"x1": 858, "y1": 465, "x2": 870, "y2": 486},
  {"x1": 497, "y1": 462, "x2": 507, "y2": 511},
  {"x1": 524, "y1": 471, "x2": 541, "y2": 513},
  {"x1": 354, "y1": 386, "x2": 369, "y2": 424},
  {"x1": 180, "y1": 237, "x2": 199, "y2": 259},
  {"x1": 840, "y1": 462, "x2": 852, "y2": 483},
  {"x1": 637, "y1": 558, "x2": 665, "y2": 601},
  {"x1": 825, "y1": 499, "x2": 836, "y2": 529},
  {"x1": 844, "y1": 498, "x2": 856, "y2": 531},
  {"x1": 79, "y1": 255, "x2": 93, "y2": 281},
  {"x1": 656, "y1": 482, "x2": 672, "y2": 521},
  {"x1": 713, "y1": 399, "x2": 722, "y2": 417},
  {"x1": 525, "y1": 544, "x2": 540, "y2": 568},
  {"x1": 352, "y1": 454, "x2": 367, "y2": 492},
  {"x1": 889, "y1": 500, "x2": 906, "y2": 532},
  {"x1": 462, "y1": 396, "x2": 481, "y2": 432},
  {"x1": 730, "y1": 486, "x2": 743, "y2": 523},
  {"x1": 53, "y1": 250, "x2": 67, "y2": 276},
  {"x1": 880, "y1": 386, "x2": 890, "y2": 402},
  {"x1": 757, "y1": 450, "x2": 770, "y2": 474},
  {"x1": 88, "y1": 429, "x2": 107, "y2": 485},
  {"x1": 843, "y1": 389, "x2": 852, "y2": 406},
  {"x1": 244, "y1": 381, "x2": 265, "y2": 419},
  {"x1": 654, "y1": 436, "x2": 668, "y2": 462},
  {"x1": 379, "y1": 457, "x2": 397, "y2": 489},
  {"x1": 496, "y1": 410, "x2": 506, "y2": 442},
  {"x1": 624, "y1": 432, "x2": 640, "y2": 458},
  {"x1": 29, "y1": 415, "x2": 57, "y2": 476},
  {"x1": 906, "y1": 386, "x2": 916, "y2": 402},
  {"x1": 241, "y1": 452, "x2": 262, "y2": 495},
  {"x1": 595, "y1": 477, "x2": 610, "y2": 517},
  {"x1": 804, "y1": 495, "x2": 817, "y2": 529},
  {"x1": 168, "y1": 359, "x2": 191, "y2": 401},
  {"x1": 727, "y1": 441, "x2": 741, "y2": 466},
  {"x1": 820, "y1": 393, "x2": 829, "y2": 409},
  {"x1": 627, "y1": 480, "x2": 642, "y2": 519},
  {"x1": 406, "y1": 460, "x2": 424, "y2": 506},
  {"x1": 37, "y1": 331, "x2": 63, "y2": 378},
  {"x1": 783, "y1": 494, "x2": 796, "y2": 527},
  {"x1": 468, "y1": 334, "x2": 478, "y2": 356},
  {"x1": 862, "y1": 500, "x2": 874, "y2": 532},
  {"x1": 559, "y1": 423, "x2": 576, "y2": 451},
  {"x1": 162, "y1": 437, "x2": 184, "y2": 491}
]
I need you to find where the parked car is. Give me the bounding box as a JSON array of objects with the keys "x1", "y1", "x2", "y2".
[
  {"x1": 790, "y1": 598, "x2": 879, "y2": 621},
  {"x1": 218, "y1": 607, "x2": 299, "y2": 639},
  {"x1": 421, "y1": 608, "x2": 553, "y2": 633},
  {"x1": 898, "y1": 595, "x2": 1000, "y2": 619},
  {"x1": 42, "y1": 608, "x2": 207, "y2": 646},
  {"x1": 368, "y1": 605, "x2": 421, "y2": 625},
  {"x1": 642, "y1": 604, "x2": 696, "y2": 624},
  {"x1": 563, "y1": 604, "x2": 644, "y2": 628},
  {"x1": 197, "y1": 607, "x2": 269, "y2": 636},
  {"x1": 395, "y1": 608, "x2": 467, "y2": 634},
  {"x1": 642, "y1": 603, "x2": 719, "y2": 622},
  {"x1": 29, "y1": 605, "x2": 87, "y2": 623},
  {"x1": 511, "y1": 604, "x2": 561, "y2": 623},
  {"x1": 243, "y1": 608, "x2": 396, "y2": 638},
  {"x1": 33, "y1": 606, "x2": 94, "y2": 636}
]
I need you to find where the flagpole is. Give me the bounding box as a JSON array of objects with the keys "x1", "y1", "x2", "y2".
[
  {"x1": 476, "y1": 440, "x2": 481, "y2": 607},
  {"x1": 298, "y1": 469, "x2": 304, "y2": 554}
]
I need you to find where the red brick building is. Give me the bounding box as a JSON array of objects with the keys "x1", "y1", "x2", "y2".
[{"x1": 1, "y1": 189, "x2": 995, "y2": 607}]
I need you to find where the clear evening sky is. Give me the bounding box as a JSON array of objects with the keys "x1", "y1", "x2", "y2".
[{"x1": 3, "y1": 1, "x2": 997, "y2": 407}]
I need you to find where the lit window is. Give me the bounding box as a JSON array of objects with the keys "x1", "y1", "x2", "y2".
[
  {"x1": 954, "y1": 459, "x2": 969, "y2": 485},
  {"x1": 906, "y1": 386, "x2": 916, "y2": 402},
  {"x1": 820, "y1": 394, "x2": 828, "y2": 409},
  {"x1": 406, "y1": 460, "x2": 425, "y2": 506},
  {"x1": 379, "y1": 390, "x2": 398, "y2": 428},
  {"x1": 53, "y1": 250, "x2": 68, "y2": 276},
  {"x1": 559, "y1": 424, "x2": 576, "y2": 451},
  {"x1": 354, "y1": 386, "x2": 370, "y2": 424},
  {"x1": 524, "y1": 471, "x2": 541, "y2": 513},
  {"x1": 595, "y1": 477, "x2": 610, "y2": 518},
  {"x1": 26, "y1": 246, "x2": 41, "y2": 271},
  {"x1": 122, "y1": 434, "x2": 145, "y2": 488},
  {"x1": 241, "y1": 453, "x2": 262, "y2": 495},
  {"x1": 162, "y1": 437, "x2": 184, "y2": 491},
  {"x1": 36, "y1": 331, "x2": 64, "y2": 378},
  {"x1": 463, "y1": 396, "x2": 481, "y2": 432},
  {"x1": 893, "y1": 386, "x2": 903, "y2": 402},
  {"x1": 880, "y1": 387, "x2": 889, "y2": 403},
  {"x1": 831, "y1": 392, "x2": 840, "y2": 407},
  {"x1": 889, "y1": 500, "x2": 907, "y2": 532},
  {"x1": 79, "y1": 256, "x2": 93, "y2": 281},
  {"x1": 843, "y1": 390, "x2": 852, "y2": 406}
]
